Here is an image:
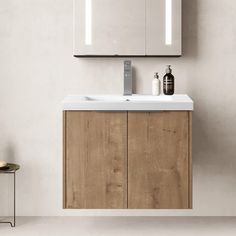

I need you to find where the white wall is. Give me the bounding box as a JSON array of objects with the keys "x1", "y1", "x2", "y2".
[{"x1": 0, "y1": 0, "x2": 236, "y2": 216}]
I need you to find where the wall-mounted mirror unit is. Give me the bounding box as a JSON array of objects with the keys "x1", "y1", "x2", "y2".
[{"x1": 73, "y1": 0, "x2": 182, "y2": 57}]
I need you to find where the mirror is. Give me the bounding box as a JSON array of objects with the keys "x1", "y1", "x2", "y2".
[{"x1": 73, "y1": 0, "x2": 181, "y2": 57}]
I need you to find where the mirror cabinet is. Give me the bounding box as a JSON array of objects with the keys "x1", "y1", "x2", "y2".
[{"x1": 73, "y1": 0, "x2": 181, "y2": 56}]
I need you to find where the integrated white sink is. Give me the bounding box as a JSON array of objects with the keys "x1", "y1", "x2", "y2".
[
  {"x1": 62, "y1": 94, "x2": 193, "y2": 111},
  {"x1": 81, "y1": 95, "x2": 173, "y2": 102}
]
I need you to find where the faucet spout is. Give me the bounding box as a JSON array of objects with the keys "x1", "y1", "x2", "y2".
[{"x1": 123, "y1": 60, "x2": 132, "y2": 96}]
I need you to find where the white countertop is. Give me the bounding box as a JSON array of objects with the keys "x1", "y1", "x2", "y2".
[{"x1": 62, "y1": 94, "x2": 194, "y2": 111}]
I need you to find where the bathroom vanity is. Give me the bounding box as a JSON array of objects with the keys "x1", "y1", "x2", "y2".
[{"x1": 63, "y1": 95, "x2": 193, "y2": 209}]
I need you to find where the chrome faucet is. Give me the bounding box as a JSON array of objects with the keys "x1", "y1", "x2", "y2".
[{"x1": 123, "y1": 60, "x2": 132, "y2": 96}]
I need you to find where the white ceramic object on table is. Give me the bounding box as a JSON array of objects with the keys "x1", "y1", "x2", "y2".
[{"x1": 0, "y1": 160, "x2": 7, "y2": 168}]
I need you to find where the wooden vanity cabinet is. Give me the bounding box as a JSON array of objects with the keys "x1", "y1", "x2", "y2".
[
  {"x1": 63, "y1": 111, "x2": 192, "y2": 209},
  {"x1": 128, "y1": 112, "x2": 192, "y2": 209},
  {"x1": 63, "y1": 111, "x2": 127, "y2": 209}
]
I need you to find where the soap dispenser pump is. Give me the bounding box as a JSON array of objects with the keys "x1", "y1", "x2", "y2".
[
  {"x1": 163, "y1": 65, "x2": 175, "y2": 95},
  {"x1": 152, "y1": 72, "x2": 161, "y2": 96}
]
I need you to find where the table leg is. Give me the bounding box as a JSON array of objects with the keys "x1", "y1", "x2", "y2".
[{"x1": 13, "y1": 172, "x2": 16, "y2": 227}]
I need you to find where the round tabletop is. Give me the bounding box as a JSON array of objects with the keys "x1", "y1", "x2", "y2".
[{"x1": 0, "y1": 163, "x2": 20, "y2": 173}]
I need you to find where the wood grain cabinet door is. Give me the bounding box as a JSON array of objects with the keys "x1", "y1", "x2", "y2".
[
  {"x1": 63, "y1": 111, "x2": 127, "y2": 209},
  {"x1": 128, "y1": 112, "x2": 192, "y2": 209}
]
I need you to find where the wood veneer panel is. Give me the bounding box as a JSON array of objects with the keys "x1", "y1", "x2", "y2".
[
  {"x1": 128, "y1": 112, "x2": 190, "y2": 209},
  {"x1": 64, "y1": 111, "x2": 127, "y2": 209},
  {"x1": 188, "y1": 112, "x2": 192, "y2": 209}
]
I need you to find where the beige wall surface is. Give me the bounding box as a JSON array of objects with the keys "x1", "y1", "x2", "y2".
[{"x1": 0, "y1": 0, "x2": 236, "y2": 216}]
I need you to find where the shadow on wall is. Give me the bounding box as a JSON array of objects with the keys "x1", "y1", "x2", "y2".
[
  {"x1": 182, "y1": 0, "x2": 199, "y2": 58},
  {"x1": 182, "y1": 0, "x2": 235, "y2": 176},
  {"x1": 132, "y1": 67, "x2": 137, "y2": 94}
]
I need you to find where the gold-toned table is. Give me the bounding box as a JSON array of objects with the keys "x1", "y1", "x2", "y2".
[{"x1": 0, "y1": 163, "x2": 20, "y2": 227}]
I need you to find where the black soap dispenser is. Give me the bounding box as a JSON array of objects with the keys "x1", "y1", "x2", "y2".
[{"x1": 163, "y1": 65, "x2": 175, "y2": 95}]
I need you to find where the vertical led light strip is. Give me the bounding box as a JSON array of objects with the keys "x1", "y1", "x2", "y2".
[
  {"x1": 165, "y1": 0, "x2": 172, "y2": 45},
  {"x1": 85, "y1": 0, "x2": 92, "y2": 45}
]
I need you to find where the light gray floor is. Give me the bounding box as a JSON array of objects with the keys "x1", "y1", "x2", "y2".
[{"x1": 0, "y1": 217, "x2": 236, "y2": 236}]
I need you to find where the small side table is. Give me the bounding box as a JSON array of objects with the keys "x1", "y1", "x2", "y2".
[{"x1": 0, "y1": 163, "x2": 20, "y2": 227}]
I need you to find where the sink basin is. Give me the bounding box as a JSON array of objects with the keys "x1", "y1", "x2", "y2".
[
  {"x1": 62, "y1": 94, "x2": 193, "y2": 111},
  {"x1": 81, "y1": 95, "x2": 174, "y2": 102}
]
